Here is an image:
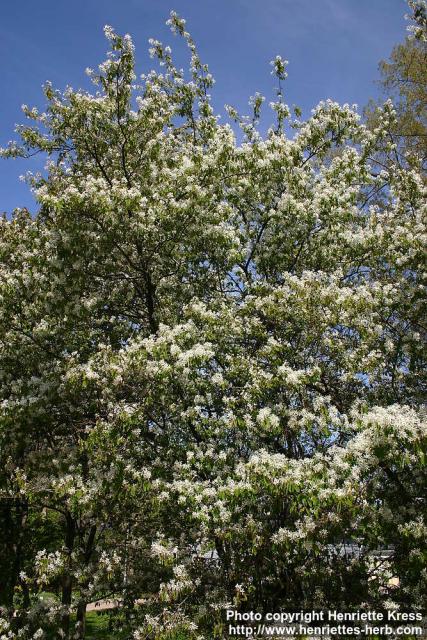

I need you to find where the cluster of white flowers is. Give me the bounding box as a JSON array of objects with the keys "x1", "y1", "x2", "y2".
[{"x1": 0, "y1": 5, "x2": 425, "y2": 638}]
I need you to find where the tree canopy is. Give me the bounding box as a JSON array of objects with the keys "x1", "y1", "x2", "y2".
[{"x1": 0, "y1": 7, "x2": 426, "y2": 640}]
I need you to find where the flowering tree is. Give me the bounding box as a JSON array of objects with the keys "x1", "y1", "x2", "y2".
[{"x1": 1, "y1": 8, "x2": 426, "y2": 640}]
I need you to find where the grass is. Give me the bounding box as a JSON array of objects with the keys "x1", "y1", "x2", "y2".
[
  {"x1": 85, "y1": 611, "x2": 116, "y2": 639},
  {"x1": 84, "y1": 612, "x2": 193, "y2": 639},
  {"x1": 34, "y1": 593, "x2": 193, "y2": 639}
]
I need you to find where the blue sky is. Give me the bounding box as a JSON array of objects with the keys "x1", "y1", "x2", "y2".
[{"x1": 1, "y1": 0, "x2": 407, "y2": 214}]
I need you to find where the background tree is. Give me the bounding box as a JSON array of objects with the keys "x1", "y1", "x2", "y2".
[{"x1": 365, "y1": 0, "x2": 427, "y2": 173}]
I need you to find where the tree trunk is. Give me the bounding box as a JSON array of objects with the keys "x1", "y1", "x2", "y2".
[
  {"x1": 2, "y1": 498, "x2": 28, "y2": 622},
  {"x1": 75, "y1": 599, "x2": 87, "y2": 639},
  {"x1": 61, "y1": 513, "x2": 75, "y2": 638}
]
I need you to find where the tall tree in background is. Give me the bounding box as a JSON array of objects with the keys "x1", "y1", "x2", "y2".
[{"x1": 366, "y1": 0, "x2": 427, "y2": 173}]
